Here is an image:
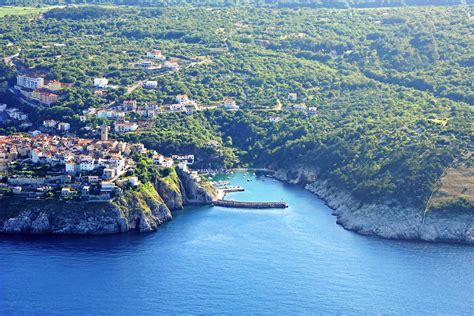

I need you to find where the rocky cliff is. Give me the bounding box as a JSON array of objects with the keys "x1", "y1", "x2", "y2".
[
  {"x1": 273, "y1": 167, "x2": 474, "y2": 244},
  {"x1": 0, "y1": 168, "x2": 215, "y2": 235}
]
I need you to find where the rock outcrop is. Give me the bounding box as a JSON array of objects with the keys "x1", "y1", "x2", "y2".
[
  {"x1": 0, "y1": 168, "x2": 215, "y2": 235},
  {"x1": 273, "y1": 167, "x2": 474, "y2": 244}
]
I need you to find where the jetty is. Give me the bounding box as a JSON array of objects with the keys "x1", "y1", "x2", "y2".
[
  {"x1": 212, "y1": 199, "x2": 288, "y2": 209},
  {"x1": 222, "y1": 186, "x2": 245, "y2": 193}
]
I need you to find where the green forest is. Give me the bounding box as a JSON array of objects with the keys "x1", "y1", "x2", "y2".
[{"x1": 0, "y1": 5, "x2": 472, "y2": 211}]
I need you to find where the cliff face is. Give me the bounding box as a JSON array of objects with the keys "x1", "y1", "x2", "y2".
[
  {"x1": 0, "y1": 168, "x2": 215, "y2": 235},
  {"x1": 273, "y1": 167, "x2": 474, "y2": 244},
  {"x1": 0, "y1": 183, "x2": 172, "y2": 235}
]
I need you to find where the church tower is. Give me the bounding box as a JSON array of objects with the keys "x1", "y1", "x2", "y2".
[{"x1": 101, "y1": 122, "x2": 109, "y2": 141}]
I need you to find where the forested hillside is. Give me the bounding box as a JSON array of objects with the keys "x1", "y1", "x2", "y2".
[
  {"x1": 0, "y1": 5, "x2": 472, "y2": 212},
  {"x1": 0, "y1": 0, "x2": 472, "y2": 7}
]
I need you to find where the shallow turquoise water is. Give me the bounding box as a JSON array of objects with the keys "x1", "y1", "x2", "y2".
[{"x1": 1, "y1": 172, "x2": 473, "y2": 314}]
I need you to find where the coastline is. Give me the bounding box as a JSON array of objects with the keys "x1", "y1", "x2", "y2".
[
  {"x1": 270, "y1": 167, "x2": 474, "y2": 245},
  {"x1": 0, "y1": 168, "x2": 215, "y2": 235}
]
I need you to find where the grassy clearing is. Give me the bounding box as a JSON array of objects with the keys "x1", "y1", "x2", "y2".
[
  {"x1": 0, "y1": 6, "x2": 57, "y2": 17},
  {"x1": 431, "y1": 166, "x2": 474, "y2": 208}
]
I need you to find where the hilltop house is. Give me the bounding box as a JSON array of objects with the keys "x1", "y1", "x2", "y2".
[
  {"x1": 146, "y1": 49, "x2": 166, "y2": 61},
  {"x1": 164, "y1": 60, "x2": 179, "y2": 71},
  {"x1": 94, "y1": 78, "x2": 109, "y2": 88},
  {"x1": 176, "y1": 94, "x2": 189, "y2": 104},
  {"x1": 144, "y1": 81, "x2": 158, "y2": 89},
  {"x1": 222, "y1": 98, "x2": 239, "y2": 110}
]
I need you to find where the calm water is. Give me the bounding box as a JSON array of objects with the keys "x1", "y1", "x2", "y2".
[{"x1": 1, "y1": 172, "x2": 473, "y2": 314}]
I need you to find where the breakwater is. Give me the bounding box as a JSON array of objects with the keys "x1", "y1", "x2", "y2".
[{"x1": 212, "y1": 199, "x2": 288, "y2": 209}]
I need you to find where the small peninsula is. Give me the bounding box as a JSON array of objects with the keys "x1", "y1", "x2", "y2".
[{"x1": 0, "y1": 132, "x2": 215, "y2": 234}]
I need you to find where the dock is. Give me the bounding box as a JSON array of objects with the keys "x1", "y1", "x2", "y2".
[
  {"x1": 212, "y1": 199, "x2": 288, "y2": 209},
  {"x1": 221, "y1": 187, "x2": 245, "y2": 193}
]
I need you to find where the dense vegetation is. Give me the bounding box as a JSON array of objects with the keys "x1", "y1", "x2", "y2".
[
  {"x1": 0, "y1": 0, "x2": 472, "y2": 8},
  {"x1": 0, "y1": 5, "x2": 472, "y2": 211}
]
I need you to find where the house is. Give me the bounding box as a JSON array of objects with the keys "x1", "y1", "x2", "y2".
[
  {"x1": 94, "y1": 78, "x2": 109, "y2": 88},
  {"x1": 123, "y1": 100, "x2": 137, "y2": 111},
  {"x1": 87, "y1": 176, "x2": 99, "y2": 184},
  {"x1": 176, "y1": 94, "x2": 189, "y2": 104},
  {"x1": 144, "y1": 81, "x2": 158, "y2": 89},
  {"x1": 172, "y1": 154, "x2": 195, "y2": 165},
  {"x1": 153, "y1": 154, "x2": 164, "y2": 165},
  {"x1": 127, "y1": 177, "x2": 139, "y2": 187},
  {"x1": 114, "y1": 121, "x2": 138, "y2": 133},
  {"x1": 169, "y1": 104, "x2": 186, "y2": 111},
  {"x1": 65, "y1": 160, "x2": 78, "y2": 174},
  {"x1": 307, "y1": 107, "x2": 318, "y2": 116},
  {"x1": 7, "y1": 108, "x2": 27, "y2": 121},
  {"x1": 269, "y1": 116, "x2": 281, "y2": 123},
  {"x1": 57, "y1": 122, "x2": 71, "y2": 131},
  {"x1": 146, "y1": 49, "x2": 166, "y2": 61},
  {"x1": 17, "y1": 75, "x2": 44, "y2": 90},
  {"x1": 32, "y1": 89, "x2": 59, "y2": 105},
  {"x1": 164, "y1": 60, "x2": 179, "y2": 71},
  {"x1": 288, "y1": 93, "x2": 298, "y2": 101},
  {"x1": 61, "y1": 187, "x2": 73, "y2": 197},
  {"x1": 43, "y1": 120, "x2": 58, "y2": 128},
  {"x1": 222, "y1": 98, "x2": 239, "y2": 110},
  {"x1": 80, "y1": 156, "x2": 95, "y2": 172},
  {"x1": 94, "y1": 90, "x2": 108, "y2": 97},
  {"x1": 47, "y1": 80, "x2": 63, "y2": 91},
  {"x1": 293, "y1": 103, "x2": 307, "y2": 110},
  {"x1": 96, "y1": 110, "x2": 125, "y2": 120},
  {"x1": 100, "y1": 182, "x2": 116, "y2": 193},
  {"x1": 161, "y1": 157, "x2": 174, "y2": 168}
]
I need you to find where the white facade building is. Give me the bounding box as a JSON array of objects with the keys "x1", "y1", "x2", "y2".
[
  {"x1": 94, "y1": 78, "x2": 109, "y2": 88},
  {"x1": 17, "y1": 75, "x2": 44, "y2": 89}
]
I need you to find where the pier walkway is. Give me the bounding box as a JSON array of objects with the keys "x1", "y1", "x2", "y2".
[{"x1": 212, "y1": 199, "x2": 288, "y2": 209}]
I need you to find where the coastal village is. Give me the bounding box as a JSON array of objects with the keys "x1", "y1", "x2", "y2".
[
  {"x1": 1, "y1": 47, "x2": 320, "y2": 138},
  {"x1": 0, "y1": 122, "x2": 196, "y2": 202}
]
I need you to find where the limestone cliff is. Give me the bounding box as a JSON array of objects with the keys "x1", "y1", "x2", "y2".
[
  {"x1": 273, "y1": 167, "x2": 474, "y2": 244},
  {"x1": 0, "y1": 168, "x2": 215, "y2": 235}
]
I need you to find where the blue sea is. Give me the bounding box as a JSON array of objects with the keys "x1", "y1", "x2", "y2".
[{"x1": 1, "y1": 172, "x2": 473, "y2": 314}]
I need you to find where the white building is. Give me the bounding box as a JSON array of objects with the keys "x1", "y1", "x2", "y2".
[
  {"x1": 17, "y1": 75, "x2": 44, "y2": 89},
  {"x1": 222, "y1": 98, "x2": 239, "y2": 110},
  {"x1": 7, "y1": 108, "x2": 28, "y2": 121},
  {"x1": 146, "y1": 49, "x2": 166, "y2": 61},
  {"x1": 176, "y1": 94, "x2": 189, "y2": 104},
  {"x1": 144, "y1": 81, "x2": 158, "y2": 89},
  {"x1": 169, "y1": 104, "x2": 186, "y2": 111},
  {"x1": 65, "y1": 160, "x2": 78, "y2": 174},
  {"x1": 114, "y1": 121, "x2": 138, "y2": 133},
  {"x1": 57, "y1": 122, "x2": 71, "y2": 131},
  {"x1": 80, "y1": 156, "x2": 95, "y2": 172},
  {"x1": 172, "y1": 154, "x2": 195, "y2": 165},
  {"x1": 153, "y1": 154, "x2": 164, "y2": 165},
  {"x1": 96, "y1": 110, "x2": 125, "y2": 119},
  {"x1": 94, "y1": 78, "x2": 109, "y2": 88},
  {"x1": 163, "y1": 61, "x2": 179, "y2": 71},
  {"x1": 288, "y1": 93, "x2": 298, "y2": 101},
  {"x1": 43, "y1": 119, "x2": 58, "y2": 128},
  {"x1": 0, "y1": 104, "x2": 7, "y2": 112},
  {"x1": 161, "y1": 157, "x2": 174, "y2": 168}
]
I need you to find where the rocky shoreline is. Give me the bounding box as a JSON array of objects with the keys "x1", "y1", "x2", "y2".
[
  {"x1": 272, "y1": 168, "x2": 474, "y2": 245},
  {"x1": 0, "y1": 169, "x2": 214, "y2": 235}
]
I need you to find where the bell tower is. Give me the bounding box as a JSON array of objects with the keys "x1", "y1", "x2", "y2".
[{"x1": 101, "y1": 122, "x2": 109, "y2": 141}]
